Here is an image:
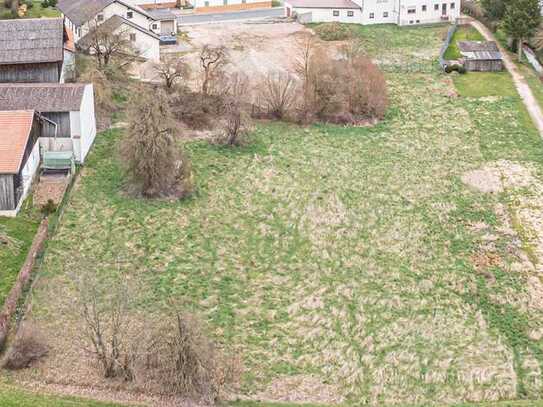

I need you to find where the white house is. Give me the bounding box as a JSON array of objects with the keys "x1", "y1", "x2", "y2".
[
  {"x1": 0, "y1": 83, "x2": 97, "y2": 164},
  {"x1": 285, "y1": 0, "x2": 461, "y2": 25},
  {"x1": 57, "y1": 0, "x2": 165, "y2": 44},
  {"x1": 78, "y1": 15, "x2": 161, "y2": 61},
  {"x1": 0, "y1": 110, "x2": 41, "y2": 217}
]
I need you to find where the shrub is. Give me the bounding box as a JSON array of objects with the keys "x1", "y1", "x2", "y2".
[
  {"x1": 257, "y1": 72, "x2": 298, "y2": 120},
  {"x1": 2, "y1": 324, "x2": 48, "y2": 370},
  {"x1": 130, "y1": 314, "x2": 242, "y2": 403},
  {"x1": 444, "y1": 64, "x2": 454, "y2": 73},
  {"x1": 40, "y1": 199, "x2": 57, "y2": 217},
  {"x1": 314, "y1": 22, "x2": 353, "y2": 41},
  {"x1": 457, "y1": 65, "x2": 467, "y2": 74}
]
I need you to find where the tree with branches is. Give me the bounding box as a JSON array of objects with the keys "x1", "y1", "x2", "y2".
[
  {"x1": 199, "y1": 45, "x2": 228, "y2": 95},
  {"x1": 503, "y1": 0, "x2": 541, "y2": 61},
  {"x1": 154, "y1": 56, "x2": 190, "y2": 90}
]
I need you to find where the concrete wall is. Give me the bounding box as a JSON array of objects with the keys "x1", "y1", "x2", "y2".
[
  {"x1": 193, "y1": 0, "x2": 271, "y2": 12},
  {"x1": 287, "y1": 5, "x2": 362, "y2": 22},
  {"x1": 75, "y1": 84, "x2": 97, "y2": 163}
]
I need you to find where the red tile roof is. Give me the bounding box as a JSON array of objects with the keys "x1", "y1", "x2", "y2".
[{"x1": 0, "y1": 110, "x2": 35, "y2": 174}]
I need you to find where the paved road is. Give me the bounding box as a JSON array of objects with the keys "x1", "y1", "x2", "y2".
[
  {"x1": 177, "y1": 7, "x2": 284, "y2": 25},
  {"x1": 470, "y1": 18, "x2": 543, "y2": 137}
]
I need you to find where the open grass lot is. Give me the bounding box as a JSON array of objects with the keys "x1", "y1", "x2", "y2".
[
  {"x1": 17, "y1": 24, "x2": 543, "y2": 406},
  {"x1": 443, "y1": 25, "x2": 485, "y2": 60},
  {"x1": 0, "y1": 205, "x2": 40, "y2": 305},
  {"x1": 0, "y1": 0, "x2": 60, "y2": 18}
]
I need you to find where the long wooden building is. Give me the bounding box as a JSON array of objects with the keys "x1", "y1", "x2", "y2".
[{"x1": 0, "y1": 18, "x2": 71, "y2": 83}]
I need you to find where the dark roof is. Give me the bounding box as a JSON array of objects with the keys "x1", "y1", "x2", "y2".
[
  {"x1": 458, "y1": 40, "x2": 502, "y2": 60},
  {"x1": 146, "y1": 8, "x2": 177, "y2": 20},
  {"x1": 286, "y1": 0, "x2": 361, "y2": 8},
  {"x1": 0, "y1": 83, "x2": 87, "y2": 112},
  {"x1": 78, "y1": 14, "x2": 160, "y2": 49},
  {"x1": 0, "y1": 18, "x2": 65, "y2": 65},
  {"x1": 58, "y1": 0, "x2": 155, "y2": 26}
]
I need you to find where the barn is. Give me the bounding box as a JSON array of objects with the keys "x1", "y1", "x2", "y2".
[
  {"x1": 458, "y1": 41, "x2": 503, "y2": 72},
  {"x1": 0, "y1": 111, "x2": 42, "y2": 217},
  {"x1": 0, "y1": 18, "x2": 70, "y2": 83},
  {"x1": 0, "y1": 83, "x2": 97, "y2": 164}
]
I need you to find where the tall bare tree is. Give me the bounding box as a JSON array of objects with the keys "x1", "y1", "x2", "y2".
[{"x1": 199, "y1": 45, "x2": 228, "y2": 95}]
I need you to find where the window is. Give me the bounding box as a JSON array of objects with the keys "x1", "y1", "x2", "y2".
[
  {"x1": 127, "y1": 11, "x2": 133, "y2": 18},
  {"x1": 97, "y1": 13, "x2": 104, "y2": 22},
  {"x1": 409, "y1": 20, "x2": 414, "y2": 23},
  {"x1": 383, "y1": 11, "x2": 388, "y2": 17},
  {"x1": 369, "y1": 12, "x2": 374, "y2": 18},
  {"x1": 130, "y1": 33, "x2": 136, "y2": 42},
  {"x1": 347, "y1": 10, "x2": 354, "y2": 16},
  {"x1": 333, "y1": 10, "x2": 339, "y2": 16},
  {"x1": 204, "y1": 0, "x2": 209, "y2": 5},
  {"x1": 422, "y1": 5, "x2": 426, "y2": 11},
  {"x1": 152, "y1": 23, "x2": 158, "y2": 29},
  {"x1": 242, "y1": 0, "x2": 246, "y2": 3},
  {"x1": 407, "y1": 6, "x2": 416, "y2": 13},
  {"x1": 450, "y1": 2, "x2": 455, "y2": 8},
  {"x1": 434, "y1": 4, "x2": 439, "y2": 10},
  {"x1": 223, "y1": 0, "x2": 228, "y2": 5}
]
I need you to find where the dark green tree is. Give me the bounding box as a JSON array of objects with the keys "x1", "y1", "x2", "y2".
[
  {"x1": 481, "y1": 0, "x2": 505, "y2": 20},
  {"x1": 502, "y1": 0, "x2": 541, "y2": 61}
]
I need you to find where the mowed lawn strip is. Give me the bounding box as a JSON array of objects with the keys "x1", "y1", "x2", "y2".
[
  {"x1": 19, "y1": 24, "x2": 543, "y2": 405},
  {"x1": 443, "y1": 25, "x2": 485, "y2": 60}
]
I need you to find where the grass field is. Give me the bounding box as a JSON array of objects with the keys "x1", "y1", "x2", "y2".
[
  {"x1": 443, "y1": 25, "x2": 485, "y2": 60},
  {"x1": 15, "y1": 24, "x2": 543, "y2": 406},
  {"x1": 0, "y1": 0, "x2": 60, "y2": 18},
  {"x1": 0, "y1": 203, "x2": 40, "y2": 305}
]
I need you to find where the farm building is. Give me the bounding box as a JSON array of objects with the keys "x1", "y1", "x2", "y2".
[
  {"x1": 458, "y1": 40, "x2": 503, "y2": 71},
  {"x1": 146, "y1": 8, "x2": 178, "y2": 35},
  {"x1": 285, "y1": 0, "x2": 461, "y2": 25},
  {"x1": 0, "y1": 18, "x2": 72, "y2": 83},
  {"x1": 77, "y1": 15, "x2": 161, "y2": 61},
  {"x1": 0, "y1": 111, "x2": 42, "y2": 217},
  {"x1": 0, "y1": 83, "x2": 97, "y2": 164}
]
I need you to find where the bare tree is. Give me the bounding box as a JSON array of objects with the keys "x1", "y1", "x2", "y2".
[
  {"x1": 199, "y1": 45, "x2": 228, "y2": 95},
  {"x1": 260, "y1": 72, "x2": 297, "y2": 119},
  {"x1": 216, "y1": 73, "x2": 251, "y2": 146},
  {"x1": 121, "y1": 87, "x2": 193, "y2": 198},
  {"x1": 154, "y1": 57, "x2": 190, "y2": 90},
  {"x1": 81, "y1": 19, "x2": 139, "y2": 68},
  {"x1": 294, "y1": 33, "x2": 315, "y2": 120}
]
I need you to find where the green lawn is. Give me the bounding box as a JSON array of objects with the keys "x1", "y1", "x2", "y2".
[
  {"x1": 0, "y1": 0, "x2": 60, "y2": 18},
  {"x1": 444, "y1": 25, "x2": 485, "y2": 60},
  {"x1": 16, "y1": 24, "x2": 543, "y2": 406},
  {"x1": 0, "y1": 204, "x2": 40, "y2": 306},
  {"x1": 0, "y1": 384, "x2": 128, "y2": 406}
]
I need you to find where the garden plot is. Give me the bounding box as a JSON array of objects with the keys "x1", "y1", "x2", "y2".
[{"x1": 14, "y1": 24, "x2": 543, "y2": 406}]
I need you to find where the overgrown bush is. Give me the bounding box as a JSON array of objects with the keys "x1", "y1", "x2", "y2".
[
  {"x1": 121, "y1": 87, "x2": 193, "y2": 199},
  {"x1": 40, "y1": 199, "x2": 57, "y2": 217},
  {"x1": 215, "y1": 74, "x2": 252, "y2": 146},
  {"x1": 256, "y1": 72, "x2": 298, "y2": 120},
  {"x1": 131, "y1": 314, "x2": 242, "y2": 402},
  {"x1": 314, "y1": 22, "x2": 353, "y2": 41},
  {"x1": 2, "y1": 324, "x2": 48, "y2": 370},
  {"x1": 171, "y1": 91, "x2": 226, "y2": 130}
]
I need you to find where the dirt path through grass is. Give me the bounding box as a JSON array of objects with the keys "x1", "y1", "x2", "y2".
[{"x1": 469, "y1": 18, "x2": 543, "y2": 136}]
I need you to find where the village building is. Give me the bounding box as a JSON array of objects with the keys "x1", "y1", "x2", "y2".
[
  {"x1": 0, "y1": 83, "x2": 97, "y2": 164},
  {"x1": 458, "y1": 40, "x2": 503, "y2": 72},
  {"x1": 57, "y1": 0, "x2": 165, "y2": 52},
  {"x1": 0, "y1": 18, "x2": 73, "y2": 84},
  {"x1": 126, "y1": 0, "x2": 271, "y2": 13},
  {"x1": 0, "y1": 111, "x2": 42, "y2": 217},
  {"x1": 146, "y1": 8, "x2": 178, "y2": 35},
  {"x1": 285, "y1": 0, "x2": 461, "y2": 25}
]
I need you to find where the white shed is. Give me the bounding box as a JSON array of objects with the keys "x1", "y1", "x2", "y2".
[{"x1": 0, "y1": 83, "x2": 97, "y2": 164}]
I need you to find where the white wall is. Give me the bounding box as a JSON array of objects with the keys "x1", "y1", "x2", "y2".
[
  {"x1": 193, "y1": 0, "x2": 265, "y2": 7},
  {"x1": 286, "y1": 4, "x2": 363, "y2": 22},
  {"x1": 75, "y1": 84, "x2": 97, "y2": 163},
  {"x1": 396, "y1": 0, "x2": 460, "y2": 25},
  {"x1": 360, "y1": 0, "x2": 397, "y2": 24},
  {"x1": 117, "y1": 23, "x2": 161, "y2": 61}
]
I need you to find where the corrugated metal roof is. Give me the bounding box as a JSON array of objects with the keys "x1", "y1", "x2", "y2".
[
  {"x1": 0, "y1": 18, "x2": 65, "y2": 65},
  {"x1": 0, "y1": 83, "x2": 86, "y2": 112},
  {"x1": 286, "y1": 0, "x2": 361, "y2": 8},
  {"x1": 0, "y1": 110, "x2": 35, "y2": 174},
  {"x1": 146, "y1": 8, "x2": 177, "y2": 20},
  {"x1": 458, "y1": 40, "x2": 502, "y2": 60}
]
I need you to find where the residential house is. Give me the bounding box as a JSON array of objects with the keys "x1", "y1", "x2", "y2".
[
  {"x1": 0, "y1": 111, "x2": 42, "y2": 217},
  {"x1": 146, "y1": 8, "x2": 178, "y2": 35},
  {"x1": 127, "y1": 0, "x2": 271, "y2": 13},
  {"x1": 285, "y1": 0, "x2": 461, "y2": 25},
  {"x1": 0, "y1": 18, "x2": 72, "y2": 83},
  {"x1": 0, "y1": 83, "x2": 97, "y2": 164},
  {"x1": 77, "y1": 15, "x2": 161, "y2": 61},
  {"x1": 58, "y1": 0, "x2": 165, "y2": 44}
]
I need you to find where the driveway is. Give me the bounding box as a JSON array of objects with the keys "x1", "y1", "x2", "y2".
[
  {"x1": 470, "y1": 18, "x2": 543, "y2": 137},
  {"x1": 177, "y1": 7, "x2": 284, "y2": 25}
]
